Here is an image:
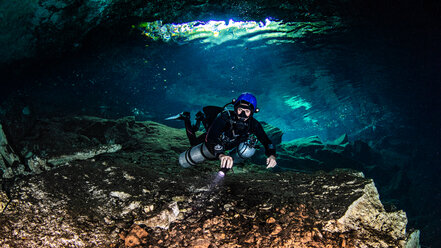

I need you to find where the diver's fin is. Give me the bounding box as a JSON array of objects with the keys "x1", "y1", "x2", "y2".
[
  {"x1": 165, "y1": 112, "x2": 190, "y2": 121},
  {"x1": 165, "y1": 114, "x2": 181, "y2": 120}
]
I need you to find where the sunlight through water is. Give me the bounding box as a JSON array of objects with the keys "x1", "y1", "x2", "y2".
[{"x1": 137, "y1": 18, "x2": 342, "y2": 47}]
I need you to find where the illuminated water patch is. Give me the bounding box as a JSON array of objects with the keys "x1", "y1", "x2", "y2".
[
  {"x1": 284, "y1": 95, "x2": 312, "y2": 110},
  {"x1": 136, "y1": 18, "x2": 341, "y2": 47}
]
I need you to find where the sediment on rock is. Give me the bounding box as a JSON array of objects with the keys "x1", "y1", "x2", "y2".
[
  {"x1": 0, "y1": 116, "x2": 420, "y2": 247},
  {"x1": 0, "y1": 124, "x2": 23, "y2": 178},
  {"x1": 1, "y1": 119, "x2": 123, "y2": 179}
]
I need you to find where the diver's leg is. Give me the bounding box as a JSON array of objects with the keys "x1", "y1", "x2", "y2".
[
  {"x1": 184, "y1": 116, "x2": 199, "y2": 146},
  {"x1": 193, "y1": 119, "x2": 201, "y2": 133},
  {"x1": 188, "y1": 132, "x2": 206, "y2": 147},
  {"x1": 195, "y1": 133, "x2": 207, "y2": 145},
  {"x1": 165, "y1": 111, "x2": 199, "y2": 145},
  {"x1": 192, "y1": 111, "x2": 205, "y2": 132}
]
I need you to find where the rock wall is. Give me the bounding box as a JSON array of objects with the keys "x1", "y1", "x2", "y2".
[
  {"x1": 2, "y1": 0, "x2": 437, "y2": 68},
  {"x1": 0, "y1": 0, "x2": 290, "y2": 65},
  {"x1": 0, "y1": 118, "x2": 122, "y2": 179},
  {"x1": 0, "y1": 0, "x2": 141, "y2": 65},
  {"x1": 0, "y1": 124, "x2": 23, "y2": 178}
]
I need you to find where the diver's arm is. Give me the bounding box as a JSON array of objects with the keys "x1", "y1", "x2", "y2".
[
  {"x1": 252, "y1": 119, "x2": 277, "y2": 158},
  {"x1": 205, "y1": 114, "x2": 228, "y2": 158},
  {"x1": 253, "y1": 120, "x2": 277, "y2": 168}
]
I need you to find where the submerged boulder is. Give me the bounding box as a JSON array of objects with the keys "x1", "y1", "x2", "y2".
[
  {"x1": 0, "y1": 116, "x2": 419, "y2": 247},
  {"x1": 326, "y1": 133, "x2": 349, "y2": 153},
  {"x1": 1, "y1": 117, "x2": 126, "y2": 179},
  {"x1": 0, "y1": 124, "x2": 25, "y2": 178},
  {"x1": 283, "y1": 135, "x2": 325, "y2": 154},
  {"x1": 258, "y1": 134, "x2": 362, "y2": 172},
  {"x1": 0, "y1": 190, "x2": 9, "y2": 213},
  {"x1": 323, "y1": 180, "x2": 410, "y2": 247},
  {"x1": 260, "y1": 121, "x2": 283, "y2": 145}
]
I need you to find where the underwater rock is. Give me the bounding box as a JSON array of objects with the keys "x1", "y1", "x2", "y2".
[
  {"x1": 351, "y1": 140, "x2": 378, "y2": 165},
  {"x1": 406, "y1": 230, "x2": 421, "y2": 248},
  {"x1": 267, "y1": 135, "x2": 328, "y2": 171},
  {"x1": 0, "y1": 116, "x2": 419, "y2": 247},
  {"x1": 255, "y1": 134, "x2": 369, "y2": 173},
  {"x1": 191, "y1": 238, "x2": 212, "y2": 248},
  {"x1": 16, "y1": 0, "x2": 432, "y2": 71},
  {"x1": 0, "y1": 190, "x2": 9, "y2": 213},
  {"x1": 283, "y1": 135, "x2": 325, "y2": 154},
  {"x1": 121, "y1": 224, "x2": 149, "y2": 247},
  {"x1": 24, "y1": 144, "x2": 122, "y2": 175},
  {"x1": 323, "y1": 181, "x2": 409, "y2": 246},
  {"x1": 110, "y1": 191, "x2": 132, "y2": 201},
  {"x1": 332, "y1": 133, "x2": 349, "y2": 145},
  {"x1": 0, "y1": 0, "x2": 136, "y2": 65},
  {"x1": 325, "y1": 133, "x2": 350, "y2": 153},
  {"x1": 169, "y1": 169, "x2": 419, "y2": 248},
  {"x1": 2, "y1": 139, "x2": 122, "y2": 179},
  {"x1": 0, "y1": 124, "x2": 23, "y2": 178},
  {"x1": 0, "y1": 0, "x2": 344, "y2": 67},
  {"x1": 135, "y1": 201, "x2": 180, "y2": 229},
  {"x1": 0, "y1": 116, "x2": 150, "y2": 179},
  {"x1": 253, "y1": 134, "x2": 355, "y2": 172},
  {"x1": 46, "y1": 144, "x2": 122, "y2": 166},
  {"x1": 260, "y1": 121, "x2": 283, "y2": 145}
]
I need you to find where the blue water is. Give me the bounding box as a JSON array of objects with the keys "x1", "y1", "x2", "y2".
[{"x1": 1, "y1": 21, "x2": 441, "y2": 246}]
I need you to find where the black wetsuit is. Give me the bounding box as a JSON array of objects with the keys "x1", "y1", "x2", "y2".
[{"x1": 185, "y1": 110, "x2": 276, "y2": 159}]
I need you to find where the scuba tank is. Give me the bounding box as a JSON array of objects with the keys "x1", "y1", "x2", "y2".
[
  {"x1": 179, "y1": 138, "x2": 257, "y2": 168},
  {"x1": 230, "y1": 136, "x2": 257, "y2": 164},
  {"x1": 179, "y1": 142, "x2": 216, "y2": 168}
]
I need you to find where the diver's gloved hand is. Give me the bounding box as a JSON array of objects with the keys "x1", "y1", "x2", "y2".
[
  {"x1": 219, "y1": 154, "x2": 234, "y2": 169},
  {"x1": 266, "y1": 155, "x2": 277, "y2": 169}
]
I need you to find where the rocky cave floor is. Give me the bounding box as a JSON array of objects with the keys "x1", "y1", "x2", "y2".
[{"x1": 0, "y1": 116, "x2": 420, "y2": 247}]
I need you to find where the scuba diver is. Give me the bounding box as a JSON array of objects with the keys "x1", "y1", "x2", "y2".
[{"x1": 166, "y1": 92, "x2": 277, "y2": 171}]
